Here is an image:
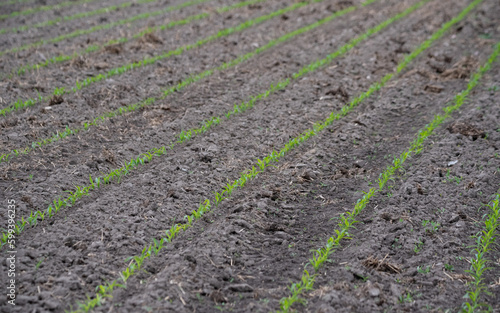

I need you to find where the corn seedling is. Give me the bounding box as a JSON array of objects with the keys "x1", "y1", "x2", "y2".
[
  {"x1": 0, "y1": 0, "x2": 308, "y2": 116},
  {"x1": 35, "y1": 257, "x2": 44, "y2": 270},
  {"x1": 0, "y1": 1, "x2": 363, "y2": 163},
  {"x1": 417, "y1": 265, "x2": 431, "y2": 274},
  {"x1": 462, "y1": 193, "x2": 499, "y2": 312},
  {"x1": 277, "y1": 5, "x2": 495, "y2": 311},
  {"x1": 399, "y1": 292, "x2": 414, "y2": 304},
  {"x1": 422, "y1": 220, "x2": 440, "y2": 233},
  {"x1": 414, "y1": 238, "x2": 424, "y2": 253}
]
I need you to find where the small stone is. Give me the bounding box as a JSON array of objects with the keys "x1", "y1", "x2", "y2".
[
  {"x1": 234, "y1": 219, "x2": 253, "y2": 229},
  {"x1": 16, "y1": 295, "x2": 36, "y2": 305},
  {"x1": 448, "y1": 214, "x2": 460, "y2": 224},
  {"x1": 390, "y1": 283, "x2": 402, "y2": 298},
  {"x1": 455, "y1": 221, "x2": 466, "y2": 228},
  {"x1": 368, "y1": 288, "x2": 380, "y2": 297},
  {"x1": 274, "y1": 231, "x2": 291, "y2": 240},
  {"x1": 226, "y1": 283, "x2": 253, "y2": 293},
  {"x1": 44, "y1": 299, "x2": 59, "y2": 310}
]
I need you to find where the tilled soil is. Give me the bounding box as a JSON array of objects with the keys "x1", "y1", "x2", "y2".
[{"x1": 0, "y1": 0, "x2": 499, "y2": 312}]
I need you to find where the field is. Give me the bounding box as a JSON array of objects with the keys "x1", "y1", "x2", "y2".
[{"x1": 0, "y1": 0, "x2": 499, "y2": 312}]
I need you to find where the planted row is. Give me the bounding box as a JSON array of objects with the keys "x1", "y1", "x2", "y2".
[
  {"x1": 0, "y1": 0, "x2": 98, "y2": 20},
  {"x1": 463, "y1": 193, "x2": 500, "y2": 312},
  {"x1": 8, "y1": 0, "x2": 264, "y2": 78},
  {"x1": 0, "y1": 0, "x2": 158, "y2": 35},
  {"x1": 0, "y1": 0, "x2": 375, "y2": 244},
  {"x1": 0, "y1": 0, "x2": 35, "y2": 7},
  {"x1": 0, "y1": 0, "x2": 213, "y2": 57},
  {"x1": 278, "y1": 21, "x2": 497, "y2": 313}
]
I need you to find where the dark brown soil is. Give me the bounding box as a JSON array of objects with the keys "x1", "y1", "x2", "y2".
[{"x1": 1, "y1": 0, "x2": 499, "y2": 312}]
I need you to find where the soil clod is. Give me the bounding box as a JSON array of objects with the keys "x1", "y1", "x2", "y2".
[{"x1": 447, "y1": 121, "x2": 486, "y2": 139}]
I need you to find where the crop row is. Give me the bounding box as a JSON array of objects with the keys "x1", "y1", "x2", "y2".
[
  {"x1": 0, "y1": 0, "x2": 158, "y2": 35},
  {"x1": 0, "y1": 0, "x2": 332, "y2": 156},
  {"x1": 279, "y1": 33, "x2": 499, "y2": 311},
  {"x1": 0, "y1": 0, "x2": 99, "y2": 20},
  {"x1": 7, "y1": 0, "x2": 262, "y2": 78},
  {"x1": 0, "y1": 0, "x2": 35, "y2": 7},
  {"x1": 0, "y1": 0, "x2": 212, "y2": 57},
  {"x1": 59, "y1": 1, "x2": 441, "y2": 311},
  {"x1": 0, "y1": 0, "x2": 380, "y2": 244},
  {"x1": 463, "y1": 193, "x2": 499, "y2": 312}
]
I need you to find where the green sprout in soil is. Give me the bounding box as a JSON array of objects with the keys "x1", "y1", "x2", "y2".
[
  {"x1": 462, "y1": 193, "x2": 499, "y2": 312},
  {"x1": 35, "y1": 257, "x2": 44, "y2": 270},
  {"x1": 443, "y1": 169, "x2": 462, "y2": 184},
  {"x1": 422, "y1": 220, "x2": 440, "y2": 233},
  {"x1": 417, "y1": 265, "x2": 431, "y2": 274},
  {"x1": 399, "y1": 292, "x2": 414, "y2": 304},
  {"x1": 414, "y1": 238, "x2": 424, "y2": 254}
]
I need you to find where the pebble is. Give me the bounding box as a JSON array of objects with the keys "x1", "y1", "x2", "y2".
[
  {"x1": 226, "y1": 283, "x2": 253, "y2": 292},
  {"x1": 448, "y1": 214, "x2": 460, "y2": 224},
  {"x1": 369, "y1": 288, "x2": 380, "y2": 297}
]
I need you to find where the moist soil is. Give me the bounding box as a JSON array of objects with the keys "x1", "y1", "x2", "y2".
[{"x1": 0, "y1": 0, "x2": 499, "y2": 312}]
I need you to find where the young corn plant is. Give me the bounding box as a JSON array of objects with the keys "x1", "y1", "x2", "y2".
[{"x1": 462, "y1": 194, "x2": 499, "y2": 312}]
